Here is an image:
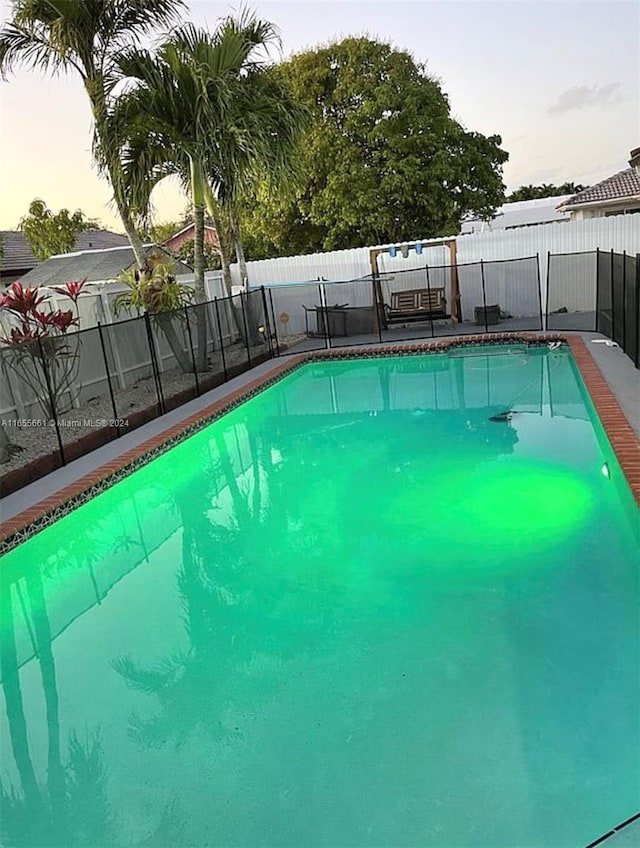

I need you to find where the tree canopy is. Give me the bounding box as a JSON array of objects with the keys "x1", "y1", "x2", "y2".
[
  {"x1": 507, "y1": 182, "x2": 588, "y2": 202},
  {"x1": 239, "y1": 37, "x2": 509, "y2": 258},
  {"x1": 19, "y1": 199, "x2": 98, "y2": 261}
]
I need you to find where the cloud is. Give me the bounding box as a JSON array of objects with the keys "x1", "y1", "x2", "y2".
[{"x1": 548, "y1": 83, "x2": 623, "y2": 115}]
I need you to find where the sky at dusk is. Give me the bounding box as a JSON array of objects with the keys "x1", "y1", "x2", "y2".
[{"x1": 0, "y1": 0, "x2": 637, "y2": 231}]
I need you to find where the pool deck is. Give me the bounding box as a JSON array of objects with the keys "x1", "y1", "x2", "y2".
[
  {"x1": 0, "y1": 330, "x2": 638, "y2": 847},
  {"x1": 1, "y1": 331, "x2": 639, "y2": 537}
]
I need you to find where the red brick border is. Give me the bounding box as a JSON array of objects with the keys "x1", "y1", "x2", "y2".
[
  {"x1": 1, "y1": 333, "x2": 638, "y2": 547},
  {"x1": 564, "y1": 334, "x2": 640, "y2": 503}
]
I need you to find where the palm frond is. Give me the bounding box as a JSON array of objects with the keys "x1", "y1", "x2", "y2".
[
  {"x1": 0, "y1": 20, "x2": 77, "y2": 77},
  {"x1": 111, "y1": 651, "x2": 189, "y2": 693}
]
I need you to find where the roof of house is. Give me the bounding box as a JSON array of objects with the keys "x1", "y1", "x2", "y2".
[
  {"x1": 0, "y1": 231, "x2": 37, "y2": 274},
  {"x1": 162, "y1": 222, "x2": 217, "y2": 242},
  {"x1": 0, "y1": 228, "x2": 129, "y2": 275},
  {"x1": 17, "y1": 245, "x2": 193, "y2": 288},
  {"x1": 71, "y1": 229, "x2": 129, "y2": 251},
  {"x1": 558, "y1": 168, "x2": 640, "y2": 209},
  {"x1": 461, "y1": 195, "x2": 572, "y2": 233}
]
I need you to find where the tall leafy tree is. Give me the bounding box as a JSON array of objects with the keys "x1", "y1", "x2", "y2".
[
  {"x1": 0, "y1": 0, "x2": 185, "y2": 268},
  {"x1": 19, "y1": 198, "x2": 98, "y2": 260},
  {"x1": 137, "y1": 219, "x2": 183, "y2": 245},
  {"x1": 239, "y1": 37, "x2": 509, "y2": 258},
  {"x1": 174, "y1": 238, "x2": 221, "y2": 271}
]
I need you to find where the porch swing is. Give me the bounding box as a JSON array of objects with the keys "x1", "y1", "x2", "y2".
[{"x1": 378, "y1": 246, "x2": 449, "y2": 325}]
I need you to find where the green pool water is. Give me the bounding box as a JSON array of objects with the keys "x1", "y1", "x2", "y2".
[{"x1": 1, "y1": 346, "x2": 638, "y2": 847}]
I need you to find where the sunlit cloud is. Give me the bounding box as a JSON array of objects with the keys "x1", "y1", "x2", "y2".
[{"x1": 548, "y1": 83, "x2": 623, "y2": 115}]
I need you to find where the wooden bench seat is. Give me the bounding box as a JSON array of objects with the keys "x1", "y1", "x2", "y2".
[{"x1": 385, "y1": 287, "x2": 448, "y2": 323}]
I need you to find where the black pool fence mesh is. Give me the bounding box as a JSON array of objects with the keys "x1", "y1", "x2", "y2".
[
  {"x1": 546, "y1": 251, "x2": 598, "y2": 332},
  {"x1": 262, "y1": 255, "x2": 543, "y2": 349},
  {"x1": 546, "y1": 249, "x2": 639, "y2": 367},
  {"x1": 0, "y1": 287, "x2": 275, "y2": 493}
]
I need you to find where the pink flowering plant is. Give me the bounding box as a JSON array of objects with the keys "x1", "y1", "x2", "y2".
[{"x1": 0, "y1": 279, "x2": 86, "y2": 418}]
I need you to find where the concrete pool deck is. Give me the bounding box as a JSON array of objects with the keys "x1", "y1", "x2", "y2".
[{"x1": 1, "y1": 331, "x2": 639, "y2": 535}]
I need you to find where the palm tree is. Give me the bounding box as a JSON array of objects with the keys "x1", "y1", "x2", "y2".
[
  {"x1": 112, "y1": 13, "x2": 295, "y2": 368},
  {"x1": 114, "y1": 12, "x2": 306, "y2": 295},
  {"x1": 112, "y1": 30, "x2": 231, "y2": 370},
  {"x1": 206, "y1": 59, "x2": 308, "y2": 290},
  {"x1": 0, "y1": 0, "x2": 185, "y2": 269}
]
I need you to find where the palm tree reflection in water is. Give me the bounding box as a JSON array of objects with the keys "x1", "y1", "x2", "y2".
[
  {"x1": 0, "y1": 508, "x2": 185, "y2": 847},
  {"x1": 111, "y1": 428, "x2": 306, "y2": 750},
  {"x1": 0, "y1": 568, "x2": 113, "y2": 847}
]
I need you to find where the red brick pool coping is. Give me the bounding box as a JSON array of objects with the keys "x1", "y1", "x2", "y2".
[{"x1": 1, "y1": 332, "x2": 638, "y2": 550}]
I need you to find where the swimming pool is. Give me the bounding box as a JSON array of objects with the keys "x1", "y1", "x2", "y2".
[{"x1": 1, "y1": 345, "x2": 638, "y2": 847}]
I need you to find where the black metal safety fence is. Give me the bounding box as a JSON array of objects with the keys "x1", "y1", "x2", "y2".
[
  {"x1": 0, "y1": 287, "x2": 274, "y2": 494},
  {"x1": 262, "y1": 255, "x2": 543, "y2": 352},
  {"x1": 3, "y1": 249, "x2": 638, "y2": 494},
  {"x1": 547, "y1": 249, "x2": 639, "y2": 368}
]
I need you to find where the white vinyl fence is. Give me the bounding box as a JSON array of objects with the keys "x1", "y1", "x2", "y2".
[
  {"x1": 236, "y1": 214, "x2": 639, "y2": 322},
  {"x1": 236, "y1": 214, "x2": 640, "y2": 290}
]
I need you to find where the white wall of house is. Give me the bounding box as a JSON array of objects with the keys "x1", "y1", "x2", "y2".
[{"x1": 569, "y1": 203, "x2": 640, "y2": 220}]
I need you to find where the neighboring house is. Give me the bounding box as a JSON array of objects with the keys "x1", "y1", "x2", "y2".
[
  {"x1": 18, "y1": 244, "x2": 193, "y2": 288},
  {"x1": 0, "y1": 231, "x2": 37, "y2": 283},
  {"x1": 0, "y1": 228, "x2": 129, "y2": 285},
  {"x1": 557, "y1": 148, "x2": 640, "y2": 220},
  {"x1": 162, "y1": 223, "x2": 219, "y2": 252},
  {"x1": 460, "y1": 195, "x2": 572, "y2": 234},
  {"x1": 8, "y1": 245, "x2": 195, "y2": 330}
]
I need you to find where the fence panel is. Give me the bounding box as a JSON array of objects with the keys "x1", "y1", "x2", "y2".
[
  {"x1": 53, "y1": 325, "x2": 121, "y2": 462},
  {"x1": 0, "y1": 337, "x2": 65, "y2": 487},
  {"x1": 322, "y1": 278, "x2": 382, "y2": 348},
  {"x1": 624, "y1": 254, "x2": 639, "y2": 367},
  {"x1": 102, "y1": 316, "x2": 163, "y2": 428},
  {"x1": 611, "y1": 252, "x2": 626, "y2": 348},
  {"x1": 546, "y1": 252, "x2": 597, "y2": 331},
  {"x1": 236, "y1": 215, "x2": 640, "y2": 293},
  {"x1": 151, "y1": 308, "x2": 200, "y2": 413},
  {"x1": 378, "y1": 266, "x2": 440, "y2": 343},
  {"x1": 481, "y1": 256, "x2": 541, "y2": 331},
  {"x1": 266, "y1": 283, "x2": 328, "y2": 353},
  {"x1": 596, "y1": 250, "x2": 613, "y2": 338},
  {"x1": 244, "y1": 288, "x2": 272, "y2": 362}
]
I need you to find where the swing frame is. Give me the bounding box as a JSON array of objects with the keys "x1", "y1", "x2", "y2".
[{"x1": 368, "y1": 238, "x2": 460, "y2": 330}]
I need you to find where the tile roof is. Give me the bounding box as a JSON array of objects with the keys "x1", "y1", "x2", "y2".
[
  {"x1": 71, "y1": 229, "x2": 129, "y2": 251},
  {"x1": 0, "y1": 231, "x2": 37, "y2": 273},
  {"x1": 559, "y1": 167, "x2": 640, "y2": 208},
  {"x1": 0, "y1": 229, "x2": 129, "y2": 275},
  {"x1": 17, "y1": 245, "x2": 193, "y2": 288}
]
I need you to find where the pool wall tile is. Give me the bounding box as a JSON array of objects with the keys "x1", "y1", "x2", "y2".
[{"x1": 1, "y1": 333, "x2": 638, "y2": 554}]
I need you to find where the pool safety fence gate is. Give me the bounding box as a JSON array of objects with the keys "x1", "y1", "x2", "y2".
[
  {"x1": 0, "y1": 288, "x2": 274, "y2": 494},
  {"x1": 546, "y1": 249, "x2": 640, "y2": 368}
]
